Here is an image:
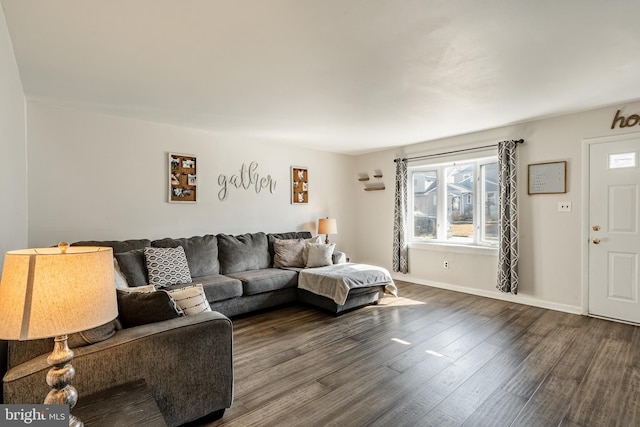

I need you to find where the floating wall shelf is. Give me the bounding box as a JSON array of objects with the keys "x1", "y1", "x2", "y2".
[{"x1": 358, "y1": 170, "x2": 385, "y2": 191}]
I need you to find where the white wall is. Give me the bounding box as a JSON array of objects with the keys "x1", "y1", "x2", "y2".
[
  {"x1": 26, "y1": 102, "x2": 357, "y2": 258},
  {"x1": 0, "y1": 8, "x2": 27, "y2": 270},
  {"x1": 355, "y1": 101, "x2": 640, "y2": 312}
]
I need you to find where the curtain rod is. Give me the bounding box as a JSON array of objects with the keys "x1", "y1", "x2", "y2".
[{"x1": 394, "y1": 139, "x2": 524, "y2": 163}]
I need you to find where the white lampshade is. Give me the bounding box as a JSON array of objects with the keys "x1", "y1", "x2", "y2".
[
  {"x1": 0, "y1": 246, "x2": 117, "y2": 340},
  {"x1": 318, "y1": 218, "x2": 338, "y2": 235}
]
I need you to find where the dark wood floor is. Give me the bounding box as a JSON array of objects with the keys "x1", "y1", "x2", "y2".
[{"x1": 201, "y1": 281, "x2": 640, "y2": 427}]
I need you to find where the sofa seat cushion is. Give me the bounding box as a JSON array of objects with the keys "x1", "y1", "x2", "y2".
[
  {"x1": 227, "y1": 268, "x2": 298, "y2": 296},
  {"x1": 217, "y1": 232, "x2": 271, "y2": 274},
  {"x1": 164, "y1": 274, "x2": 243, "y2": 303},
  {"x1": 151, "y1": 235, "x2": 220, "y2": 277}
]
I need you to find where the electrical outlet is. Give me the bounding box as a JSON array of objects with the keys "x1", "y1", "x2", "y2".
[
  {"x1": 443, "y1": 260, "x2": 449, "y2": 269},
  {"x1": 558, "y1": 201, "x2": 572, "y2": 212}
]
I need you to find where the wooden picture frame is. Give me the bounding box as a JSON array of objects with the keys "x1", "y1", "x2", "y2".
[
  {"x1": 528, "y1": 161, "x2": 567, "y2": 194},
  {"x1": 169, "y1": 153, "x2": 197, "y2": 203},
  {"x1": 291, "y1": 166, "x2": 308, "y2": 204}
]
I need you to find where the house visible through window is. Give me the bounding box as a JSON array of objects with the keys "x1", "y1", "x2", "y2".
[{"x1": 410, "y1": 155, "x2": 498, "y2": 246}]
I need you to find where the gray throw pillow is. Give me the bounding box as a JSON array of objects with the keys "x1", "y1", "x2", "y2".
[
  {"x1": 116, "y1": 289, "x2": 183, "y2": 328},
  {"x1": 273, "y1": 238, "x2": 305, "y2": 268},
  {"x1": 114, "y1": 249, "x2": 148, "y2": 287}
]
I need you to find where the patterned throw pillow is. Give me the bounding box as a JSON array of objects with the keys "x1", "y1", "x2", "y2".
[
  {"x1": 167, "y1": 284, "x2": 212, "y2": 316},
  {"x1": 144, "y1": 246, "x2": 192, "y2": 288}
]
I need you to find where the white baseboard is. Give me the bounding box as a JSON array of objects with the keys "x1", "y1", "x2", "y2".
[{"x1": 393, "y1": 274, "x2": 584, "y2": 315}]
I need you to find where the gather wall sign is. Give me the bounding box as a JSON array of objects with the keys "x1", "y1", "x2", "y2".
[{"x1": 217, "y1": 161, "x2": 277, "y2": 201}]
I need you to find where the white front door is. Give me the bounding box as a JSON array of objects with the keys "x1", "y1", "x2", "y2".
[{"x1": 589, "y1": 134, "x2": 640, "y2": 323}]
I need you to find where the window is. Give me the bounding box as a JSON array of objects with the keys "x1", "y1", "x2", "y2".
[{"x1": 410, "y1": 155, "x2": 498, "y2": 246}]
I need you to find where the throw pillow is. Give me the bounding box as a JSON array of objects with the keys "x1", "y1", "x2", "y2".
[
  {"x1": 114, "y1": 249, "x2": 148, "y2": 287},
  {"x1": 113, "y1": 258, "x2": 130, "y2": 289},
  {"x1": 273, "y1": 238, "x2": 305, "y2": 268},
  {"x1": 167, "y1": 284, "x2": 212, "y2": 316},
  {"x1": 68, "y1": 322, "x2": 117, "y2": 348},
  {"x1": 302, "y1": 235, "x2": 322, "y2": 265},
  {"x1": 305, "y1": 243, "x2": 335, "y2": 268},
  {"x1": 120, "y1": 284, "x2": 156, "y2": 293},
  {"x1": 116, "y1": 289, "x2": 183, "y2": 328},
  {"x1": 144, "y1": 246, "x2": 192, "y2": 288}
]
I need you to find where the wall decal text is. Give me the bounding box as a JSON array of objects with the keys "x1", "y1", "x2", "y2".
[
  {"x1": 611, "y1": 109, "x2": 640, "y2": 129},
  {"x1": 218, "y1": 161, "x2": 276, "y2": 201}
]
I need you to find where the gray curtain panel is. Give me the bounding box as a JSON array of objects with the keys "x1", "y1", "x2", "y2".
[
  {"x1": 393, "y1": 158, "x2": 409, "y2": 273},
  {"x1": 496, "y1": 140, "x2": 519, "y2": 294}
]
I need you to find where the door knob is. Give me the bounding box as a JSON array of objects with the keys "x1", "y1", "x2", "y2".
[
  {"x1": 592, "y1": 238, "x2": 601, "y2": 244},
  {"x1": 592, "y1": 225, "x2": 600, "y2": 231}
]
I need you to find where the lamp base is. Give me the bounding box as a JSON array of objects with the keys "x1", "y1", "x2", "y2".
[
  {"x1": 325, "y1": 234, "x2": 330, "y2": 244},
  {"x1": 45, "y1": 335, "x2": 83, "y2": 427}
]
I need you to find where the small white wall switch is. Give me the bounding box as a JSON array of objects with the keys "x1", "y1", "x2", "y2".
[{"x1": 558, "y1": 201, "x2": 572, "y2": 212}]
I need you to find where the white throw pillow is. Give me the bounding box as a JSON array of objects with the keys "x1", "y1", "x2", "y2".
[
  {"x1": 305, "y1": 243, "x2": 335, "y2": 268},
  {"x1": 167, "y1": 284, "x2": 212, "y2": 316},
  {"x1": 113, "y1": 258, "x2": 130, "y2": 289},
  {"x1": 120, "y1": 284, "x2": 156, "y2": 293},
  {"x1": 302, "y1": 235, "x2": 323, "y2": 265},
  {"x1": 144, "y1": 246, "x2": 192, "y2": 288}
]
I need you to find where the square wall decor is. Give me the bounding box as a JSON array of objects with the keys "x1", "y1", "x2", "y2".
[
  {"x1": 291, "y1": 166, "x2": 308, "y2": 204},
  {"x1": 169, "y1": 153, "x2": 197, "y2": 203},
  {"x1": 528, "y1": 160, "x2": 566, "y2": 194}
]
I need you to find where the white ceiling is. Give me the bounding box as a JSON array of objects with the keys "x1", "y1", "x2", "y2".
[{"x1": 3, "y1": 0, "x2": 640, "y2": 155}]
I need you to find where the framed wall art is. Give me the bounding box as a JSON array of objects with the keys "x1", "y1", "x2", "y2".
[
  {"x1": 291, "y1": 166, "x2": 308, "y2": 204},
  {"x1": 528, "y1": 160, "x2": 566, "y2": 194},
  {"x1": 169, "y1": 153, "x2": 197, "y2": 203}
]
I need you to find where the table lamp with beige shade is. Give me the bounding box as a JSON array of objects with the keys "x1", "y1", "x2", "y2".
[
  {"x1": 0, "y1": 243, "x2": 117, "y2": 427},
  {"x1": 317, "y1": 217, "x2": 338, "y2": 244}
]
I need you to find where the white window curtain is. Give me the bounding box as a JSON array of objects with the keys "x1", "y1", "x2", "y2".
[
  {"x1": 496, "y1": 140, "x2": 519, "y2": 294},
  {"x1": 393, "y1": 158, "x2": 409, "y2": 273}
]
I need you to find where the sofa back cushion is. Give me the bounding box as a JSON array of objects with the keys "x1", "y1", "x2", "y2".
[
  {"x1": 217, "y1": 232, "x2": 270, "y2": 274},
  {"x1": 151, "y1": 235, "x2": 219, "y2": 277},
  {"x1": 72, "y1": 239, "x2": 151, "y2": 254}
]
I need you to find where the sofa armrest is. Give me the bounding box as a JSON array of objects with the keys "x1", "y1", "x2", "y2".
[
  {"x1": 332, "y1": 250, "x2": 347, "y2": 264},
  {"x1": 3, "y1": 312, "x2": 233, "y2": 427}
]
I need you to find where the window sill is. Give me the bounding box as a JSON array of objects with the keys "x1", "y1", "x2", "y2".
[{"x1": 408, "y1": 241, "x2": 498, "y2": 256}]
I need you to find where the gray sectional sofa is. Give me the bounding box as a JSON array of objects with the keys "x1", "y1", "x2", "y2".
[
  {"x1": 79, "y1": 231, "x2": 381, "y2": 318},
  {"x1": 1, "y1": 231, "x2": 385, "y2": 427}
]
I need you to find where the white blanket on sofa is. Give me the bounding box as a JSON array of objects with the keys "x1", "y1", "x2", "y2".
[{"x1": 298, "y1": 263, "x2": 398, "y2": 305}]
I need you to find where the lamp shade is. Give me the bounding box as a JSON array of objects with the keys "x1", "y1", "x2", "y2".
[
  {"x1": 0, "y1": 246, "x2": 117, "y2": 340},
  {"x1": 318, "y1": 218, "x2": 338, "y2": 235}
]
